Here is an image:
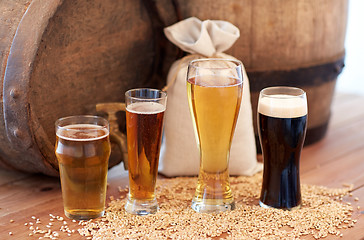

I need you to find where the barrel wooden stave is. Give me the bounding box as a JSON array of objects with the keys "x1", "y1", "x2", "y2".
[{"x1": 171, "y1": 0, "x2": 348, "y2": 70}]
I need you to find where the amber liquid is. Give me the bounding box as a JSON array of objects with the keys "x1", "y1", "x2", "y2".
[
  {"x1": 187, "y1": 75, "x2": 242, "y2": 210},
  {"x1": 126, "y1": 102, "x2": 165, "y2": 201},
  {"x1": 55, "y1": 124, "x2": 111, "y2": 220}
]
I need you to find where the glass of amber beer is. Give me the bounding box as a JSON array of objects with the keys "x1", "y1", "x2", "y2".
[
  {"x1": 124, "y1": 88, "x2": 167, "y2": 215},
  {"x1": 187, "y1": 59, "x2": 243, "y2": 213},
  {"x1": 258, "y1": 86, "x2": 307, "y2": 210},
  {"x1": 55, "y1": 115, "x2": 111, "y2": 220}
]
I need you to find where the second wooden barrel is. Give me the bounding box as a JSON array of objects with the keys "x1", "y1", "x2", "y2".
[{"x1": 164, "y1": 0, "x2": 348, "y2": 147}]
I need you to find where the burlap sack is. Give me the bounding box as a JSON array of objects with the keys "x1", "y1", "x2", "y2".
[{"x1": 159, "y1": 17, "x2": 262, "y2": 176}]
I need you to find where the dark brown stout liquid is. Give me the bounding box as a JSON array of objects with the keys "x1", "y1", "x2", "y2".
[{"x1": 258, "y1": 113, "x2": 307, "y2": 209}]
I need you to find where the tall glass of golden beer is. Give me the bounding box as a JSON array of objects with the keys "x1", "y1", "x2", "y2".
[
  {"x1": 124, "y1": 88, "x2": 167, "y2": 215},
  {"x1": 187, "y1": 59, "x2": 243, "y2": 213},
  {"x1": 55, "y1": 115, "x2": 111, "y2": 220}
]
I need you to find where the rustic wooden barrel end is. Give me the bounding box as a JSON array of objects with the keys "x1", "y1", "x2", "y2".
[{"x1": 0, "y1": 0, "x2": 165, "y2": 175}]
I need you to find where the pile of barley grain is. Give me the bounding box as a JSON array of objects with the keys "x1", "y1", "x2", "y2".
[{"x1": 78, "y1": 174, "x2": 357, "y2": 240}]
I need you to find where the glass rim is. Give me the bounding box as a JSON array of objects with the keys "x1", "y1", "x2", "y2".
[
  {"x1": 125, "y1": 88, "x2": 167, "y2": 101},
  {"x1": 260, "y1": 86, "x2": 306, "y2": 98},
  {"x1": 55, "y1": 115, "x2": 109, "y2": 132},
  {"x1": 188, "y1": 58, "x2": 242, "y2": 69}
]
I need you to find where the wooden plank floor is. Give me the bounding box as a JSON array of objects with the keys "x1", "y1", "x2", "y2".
[{"x1": 0, "y1": 92, "x2": 364, "y2": 239}]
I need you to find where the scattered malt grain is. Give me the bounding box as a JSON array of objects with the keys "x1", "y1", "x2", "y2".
[{"x1": 76, "y1": 174, "x2": 358, "y2": 240}]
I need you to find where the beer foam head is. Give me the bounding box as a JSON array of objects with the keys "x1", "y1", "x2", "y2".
[
  {"x1": 57, "y1": 124, "x2": 109, "y2": 141},
  {"x1": 258, "y1": 94, "x2": 307, "y2": 118},
  {"x1": 127, "y1": 102, "x2": 166, "y2": 114},
  {"x1": 190, "y1": 75, "x2": 242, "y2": 87}
]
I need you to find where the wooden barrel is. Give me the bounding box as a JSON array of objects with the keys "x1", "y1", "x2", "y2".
[
  {"x1": 0, "y1": 0, "x2": 173, "y2": 175},
  {"x1": 167, "y1": 0, "x2": 348, "y2": 148}
]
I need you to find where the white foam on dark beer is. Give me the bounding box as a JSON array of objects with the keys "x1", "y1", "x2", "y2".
[
  {"x1": 57, "y1": 124, "x2": 109, "y2": 141},
  {"x1": 258, "y1": 94, "x2": 307, "y2": 118},
  {"x1": 126, "y1": 102, "x2": 165, "y2": 114}
]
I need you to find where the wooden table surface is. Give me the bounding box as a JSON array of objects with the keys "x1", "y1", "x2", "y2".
[{"x1": 0, "y1": 92, "x2": 364, "y2": 239}]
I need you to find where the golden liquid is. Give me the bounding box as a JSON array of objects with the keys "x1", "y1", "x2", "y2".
[
  {"x1": 187, "y1": 75, "x2": 242, "y2": 204},
  {"x1": 126, "y1": 102, "x2": 165, "y2": 201},
  {"x1": 55, "y1": 124, "x2": 111, "y2": 220}
]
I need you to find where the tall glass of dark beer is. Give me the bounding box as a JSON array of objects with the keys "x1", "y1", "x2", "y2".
[
  {"x1": 187, "y1": 59, "x2": 243, "y2": 213},
  {"x1": 258, "y1": 86, "x2": 307, "y2": 210},
  {"x1": 55, "y1": 115, "x2": 111, "y2": 220},
  {"x1": 124, "y1": 88, "x2": 167, "y2": 215}
]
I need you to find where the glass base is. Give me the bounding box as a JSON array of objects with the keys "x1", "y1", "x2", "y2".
[
  {"x1": 191, "y1": 198, "x2": 235, "y2": 213},
  {"x1": 259, "y1": 200, "x2": 301, "y2": 211},
  {"x1": 125, "y1": 197, "x2": 159, "y2": 216},
  {"x1": 64, "y1": 209, "x2": 104, "y2": 220}
]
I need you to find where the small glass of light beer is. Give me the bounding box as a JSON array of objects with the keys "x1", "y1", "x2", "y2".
[
  {"x1": 258, "y1": 86, "x2": 307, "y2": 210},
  {"x1": 187, "y1": 59, "x2": 243, "y2": 213},
  {"x1": 124, "y1": 88, "x2": 167, "y2": 215},
  {"x1": 55, "y1": 115, "x2": 111, "y2": 220}
]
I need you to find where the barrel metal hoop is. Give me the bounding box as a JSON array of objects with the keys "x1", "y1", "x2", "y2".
[
  {"x1": 248, "y1": 55, "x2": 345, "y2": 91},
  {"x1": 3, "y1": 0, "x2": 63, "y2": 150}
]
